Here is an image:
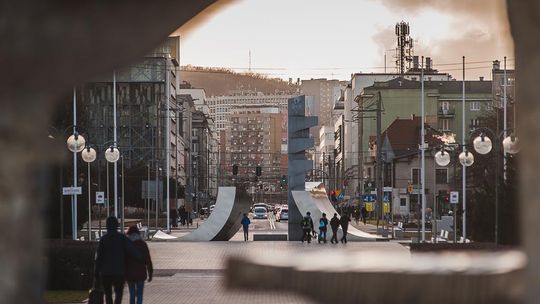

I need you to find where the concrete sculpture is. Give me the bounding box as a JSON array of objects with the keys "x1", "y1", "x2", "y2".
[
  {"x1": 287, "y1": 96, "x2": 318, "y2": 241},
  {"x1": 178, "y1": 187, "x2": 251, "y2": 241},
  {"x1": 291, "y1": 184, "x2": 382, "y2": 241}
]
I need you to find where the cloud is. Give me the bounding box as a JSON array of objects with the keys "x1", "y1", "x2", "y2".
[{"x1": 371, "y1": 0, "x2": 513, "y2": 79}]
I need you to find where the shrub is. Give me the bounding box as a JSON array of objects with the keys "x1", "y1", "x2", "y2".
[{"x1": 46, "y1": 240, "x2": 98, "y2": 290}]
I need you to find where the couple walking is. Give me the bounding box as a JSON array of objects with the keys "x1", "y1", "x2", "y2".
[
  {"x1": 301, "y1": 212, "x2": 350, "y2": 244},
  {"x1": 94, "y1": 216, "x2": 153, "y2": 304}
]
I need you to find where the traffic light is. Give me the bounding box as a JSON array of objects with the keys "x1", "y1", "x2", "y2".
[
  {"x1": 256, "y1": 166, "x2": 262, "y2": 176},
  {"x1": 232, "y1": 164, "x2": 238, "y2": 175},
  {"x1": 280, "y1": 175, "x2": 287, "y2": 185}
]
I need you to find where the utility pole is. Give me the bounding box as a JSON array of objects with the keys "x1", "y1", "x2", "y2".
[
  {"x1": 421, "y1": 56, "x2": 426, "y2": 242},
  {"x1": 462, "y1": 56, "x2": 467, "y2": 242},
  {"x1": 376, "y1": 92, "x2": 383, "y2": 228}
]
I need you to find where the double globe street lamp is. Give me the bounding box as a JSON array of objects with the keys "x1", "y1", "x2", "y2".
[
  {"x1": 68, "y1": 136, "x2": 120, "y2": 240},
  {"x1": 434, "y1": 130, "x2": 519, "y2": 244}
]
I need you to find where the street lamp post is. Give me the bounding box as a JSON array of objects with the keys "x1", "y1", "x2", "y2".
[
  {"x1": 66, "y1": 126, "x2": 86, "y2": 240},
  {"x1": 81, "y1": 146, "x2": 97, "y2": 240},
  {"x1": 435, "y1": 129, "x2": 519, "y2": 243},
  {"x1": 472, "y1": 128, "x2": 519, "y2": 244}
]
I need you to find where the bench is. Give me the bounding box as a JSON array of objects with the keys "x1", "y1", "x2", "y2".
[
  {"x1": 393, "y1": 222, "x2": 404, "y2": 239},
  {"x1": 253, "y1": 234, "x2": 288, "y2": 241},
  {"x1": 431, "y1": 229, "x2": 449, "y2": 243},
  {"x1": 459, "y1": 236, "x2": 471, "y2": 243},
  {"x1": 136, "y1": 222, "x2": 149, "y2": 239}
]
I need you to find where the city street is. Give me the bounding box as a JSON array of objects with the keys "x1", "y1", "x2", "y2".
[{"x1": 170, "y1": 212, "x2": 288, "y2": 241}]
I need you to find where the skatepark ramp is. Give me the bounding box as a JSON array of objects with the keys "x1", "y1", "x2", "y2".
[
  {"x1": 178, "y1": 186, "x2": 251, "y2": 241},
  {"x1": 292, "y1": 185, "x2": 382, "y2": 241}
]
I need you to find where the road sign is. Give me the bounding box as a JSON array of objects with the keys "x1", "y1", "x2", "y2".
[
  {"x1": 365, "y1": 202, "x2": 374, "y2": 212},
  {"x1": 450, "y1": 191, "x2": 459, "y2": 204},
  {"x1": 337, "y1": 192, "x2": 345, "y2": 201},
  {"x1": 63, "y1": 187, "x2": 82, "y2": 195},
  {"x1": 96, "y1": 192, "x2": 105, "y2": 204},
  {"x1": 383, "y1": 202, "x2": 390, "y2": 214},
  {"x1": 362, "y1": 194, "x2": 375, "y2": 202}
]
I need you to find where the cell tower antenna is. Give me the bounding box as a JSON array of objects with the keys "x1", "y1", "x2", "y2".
[{"x1": 395, "y1": 21, "x2": 414, "y2": 76}]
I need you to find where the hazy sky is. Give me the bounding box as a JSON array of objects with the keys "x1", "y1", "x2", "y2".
[{"x1": 176, "y1": 0, "x2": 514, "y2": 81}]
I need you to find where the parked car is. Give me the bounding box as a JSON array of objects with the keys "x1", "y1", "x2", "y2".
[
  {"x1": 253, "y1": 203, "x2": 266, "y2": 210},
  {"x1": 276, "y1": 207, "x2": 288, "y2": 222},
  {"x1": 253, "y1": 207, "x2": 268, "y2": 219}
]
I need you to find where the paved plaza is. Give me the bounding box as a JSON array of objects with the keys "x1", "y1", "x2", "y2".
[{"x1": 119, "y1": 229, "x2": 409, "y2": 304}]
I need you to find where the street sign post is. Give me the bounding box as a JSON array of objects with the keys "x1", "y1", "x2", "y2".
[
  {"x1": 450, "y1": 191, "x2": 459, "y2": 204},
  {"x1": 63, "y1": 187, "x2": 82, "y2": 195},
  {"x1": 362, "y1": 194, "x2": 375, "y2": 202},
  {"x1": 96, "y1": 192, "x2": 105, "y2": 204}
]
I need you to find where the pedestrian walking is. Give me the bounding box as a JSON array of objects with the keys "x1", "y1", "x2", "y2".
[
  {"x1": 125, "y1": 226, "x2": 153, "y2": 304},
  {"x1": 329, "y1": 213, "x2": 340, "y2": 244},
  {"x1": 301, "y1": 212, "x2": 314, "y2": 243},
  {"x1": 318, "y1": 213, "x2": 328, "y2": 243},
  {"x1": 340, "y1": 213, "x2": 351, "y2": 244},
  {"x1": 241, "y1": 213, "x2": 251, "y2": 241},
  {"x1": 354, "y1": 208, "x2": 360, "y2": 224},
  {"x1": 95, "y1": 216, "x2": 141, "y2": 304},
  {"x1": 361, "y1": 205, "x2": 368, "y2": 225}
]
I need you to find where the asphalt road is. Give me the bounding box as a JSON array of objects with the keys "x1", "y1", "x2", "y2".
[{"x1": 249, "y1": 212, "x2": 288, "y2": 232}]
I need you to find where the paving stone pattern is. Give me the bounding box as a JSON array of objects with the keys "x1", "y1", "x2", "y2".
[{"x1": 120, "y1": 236, "x2": 408, "y2": 303}]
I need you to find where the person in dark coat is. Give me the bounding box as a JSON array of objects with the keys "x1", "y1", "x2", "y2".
[
  {"x1": 301, "y1": 212, "x2": 314, "y2": 243},
  {"x1": 241, "y1": 213, "x2": 251, "y2": 241},
  {"x1": 125, "y1": 225, "x2": 153, "y2": 304},
  {"x1": 329, "y1": 213, "x2": 340, "y2": 244},
  {"x1": 95, "y1": 216, "x2": 141, "y2": 304},
  {"x1": 340, "y1": 213, "x2": 351, "y2": 244},
  {"x1": 361, "y1": 206, "x2": 368, "y2": 225}
]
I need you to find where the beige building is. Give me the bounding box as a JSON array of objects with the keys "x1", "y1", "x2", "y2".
[{"x1": 224, "y1": 106, "x2": 282, "y2": 183}]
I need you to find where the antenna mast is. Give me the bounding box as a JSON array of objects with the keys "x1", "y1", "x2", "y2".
[{"x1": 395, "y1": 21, "x2": 414, "y2": 75}]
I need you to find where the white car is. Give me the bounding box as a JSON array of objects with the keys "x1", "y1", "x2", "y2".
[
  {"x1": 276, "y1": 208, "x2": 288, "y2": 221},
  {"x1": 253, "y1": 207, "x2": 268, "y2": 219}
]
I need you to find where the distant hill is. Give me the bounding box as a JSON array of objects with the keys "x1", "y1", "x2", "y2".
[{"x1": 179, "y1": 66, "x2": 299, "y2": 97}]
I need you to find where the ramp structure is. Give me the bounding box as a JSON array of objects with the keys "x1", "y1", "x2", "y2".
[
  {"x1": 178, "y1": 186, "x2": 251, "y2": 241},
  {"x1": 292, "y1": 184, "x2": 382, "y2": 241}
]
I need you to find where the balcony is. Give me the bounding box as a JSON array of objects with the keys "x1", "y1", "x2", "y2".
[{"x1": 438, "y1": 107, "x2": 455, "y2": 117}]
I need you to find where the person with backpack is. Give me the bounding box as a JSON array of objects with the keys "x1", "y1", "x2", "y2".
[
  {"x1": 318, "y1": 213, "x2": 328, "y2": 243},
  {"x1": 301, "y1": 212, "x2": 314, "y2": 243},
  {"x1": 361, "y1": 205, "x2": 368, "y2": 225},
  {"x1": 329, "y1": 213, "x2": 340, "y2": 244},
  {"x1": 241, "y1": 213, "x2": 251, "y2": 241},
  {"x1": 125, "y1": 225, "x2": 153, "y2": 304},
  {"x1": 95, "y1": 216, "x2": 141, "y2": 304},
  {"x1": 340, "y1": 213, "x2": 351, "y2": 244}
]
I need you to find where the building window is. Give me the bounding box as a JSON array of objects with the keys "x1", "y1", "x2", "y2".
[
  {"x1": 470, "y1": 119, "x2": 480, "y2": 131},
  {"x1": 412, "y1": 168, "x2": 421, "y2": 185},
  {"x1": 470, "y1": 101, "x2": 480, "y2": 111},
  {"x1": 441, "y1": 101, "x2": 450, "y2": 111},
  {"x1": 400, "y1": 197, "x2": 407, "y2": 207},
  {"x1": 436, "y1": 168, "x2": 448, "y2": 184},
  {"x1": 440, "y1": 118, "x2": 450, "y2": 131}
]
